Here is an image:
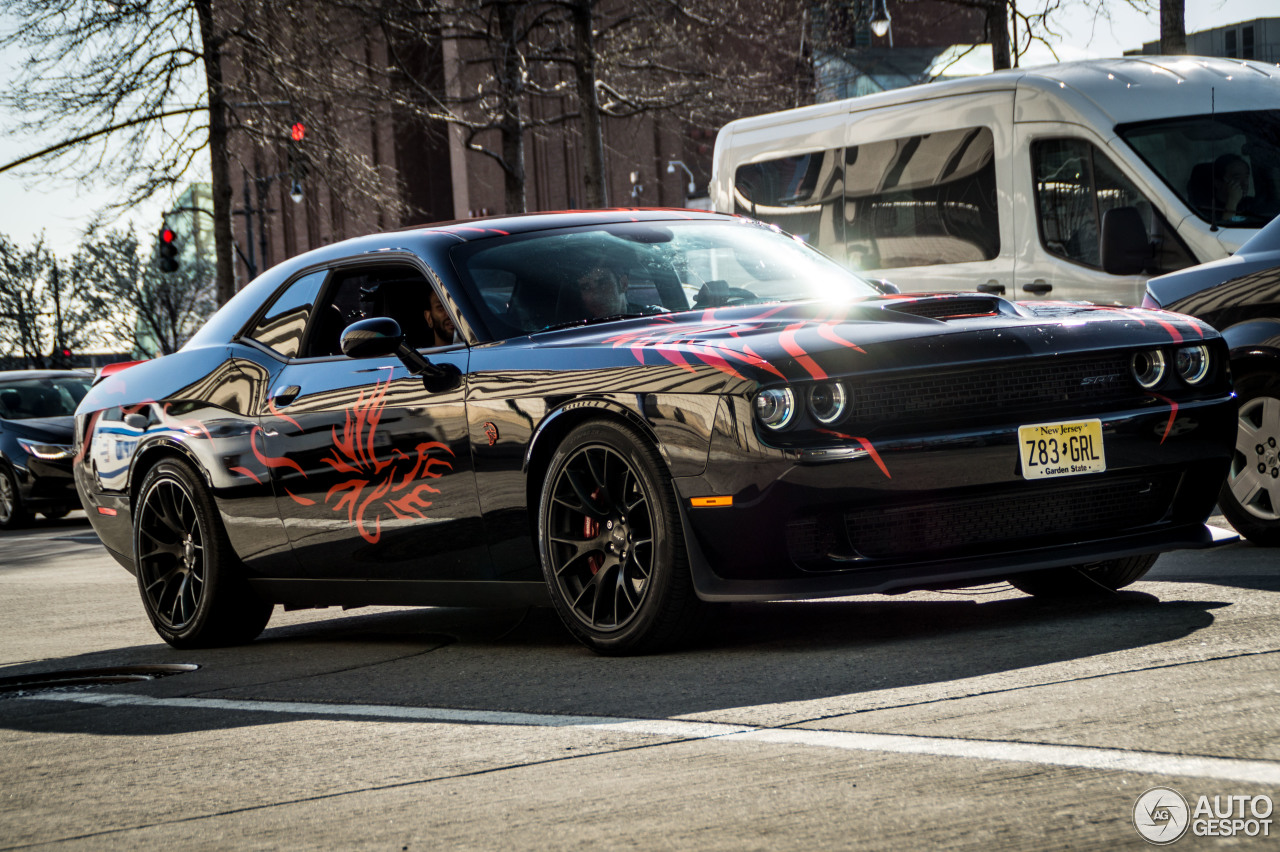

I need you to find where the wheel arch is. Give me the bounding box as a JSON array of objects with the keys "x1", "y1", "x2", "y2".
[
  {"x1": 1223, "y1": 318, "x2": 1280, "y2": 380},
  {"x1": 128, "y1": 437, "x2": 210, "y2": 510},
  {"x1": 523, "y1": 398, "x2": 662, "y2": 537}
]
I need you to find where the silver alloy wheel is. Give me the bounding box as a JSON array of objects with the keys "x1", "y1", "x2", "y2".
[
  {"x1": 0, "y1": 470, "x2": 14, "y2": 524},
  {"x1": 1229, "y1": 394, "x2": 1280, "y2": 521}
]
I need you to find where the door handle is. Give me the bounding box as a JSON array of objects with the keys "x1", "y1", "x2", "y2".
[
  {"x1": 272, "y1": 385, "x2": 301, "y2": 406},
  {"x1": 1022, "y1": 281, "x2": 1052, "y2": 296},
  {"x1": 977, "y1": 281, "x2": 1006, "y2": 295}
]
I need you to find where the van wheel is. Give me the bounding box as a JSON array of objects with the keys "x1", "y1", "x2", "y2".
[{"x1": 1008, "y1": 554, "x2": 1158, "y2": 597}]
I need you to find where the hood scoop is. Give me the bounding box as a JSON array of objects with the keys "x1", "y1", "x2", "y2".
[{"x1": 885, "y1": 296, "x2": 1001, "y2": 320}]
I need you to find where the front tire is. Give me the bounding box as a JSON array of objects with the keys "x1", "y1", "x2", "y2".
[
  {"x1": 0, "y1": 464, "x2": 27, "y2": 530},
  {"x1": 1008, "y1": 554, "x2": 1159, "y2": 597},
  {"x1": 1220, "y1": 370, "x2": 1280, "y2": 545},
  {"x1": 133, "y1": 459, "x2": 272, "y2": 648},
  {"x1": 538, "y1": 420, "x2": 701, "y2": 655}
]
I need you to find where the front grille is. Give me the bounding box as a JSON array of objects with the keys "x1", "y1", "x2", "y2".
[
  {"x1": 887, "y1": 297, "x2": 999, "y2": 319},
  {"x1": 846, "y1": 353, "x2": 1139, "y2": 430},
  {"x1": 840, "y1": 472, "x2": 1178, "y2": 561}
]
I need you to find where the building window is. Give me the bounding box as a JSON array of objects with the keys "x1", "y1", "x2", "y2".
[
  {"x1": 1243, "y1": 26, "x2": 1255, "y2": 59},
  {"x1": 1226, "y1": 28, "x2": 1238, "y2": 57}
]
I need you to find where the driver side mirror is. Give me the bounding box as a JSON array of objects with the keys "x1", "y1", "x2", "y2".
[
  {"x1": 1100, "y1": 207, "x2": 1154, "y2": 276},
  {"x1": 340, "y1": 317, "x2": 460, "y2": 390},
  {"x1": 340, "y1": 316, "x2": 403, "y2": 359}
]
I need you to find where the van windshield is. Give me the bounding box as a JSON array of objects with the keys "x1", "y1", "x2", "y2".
[{"x1": 1117, "y1": 110, "x2": 1280, "y2": 229}]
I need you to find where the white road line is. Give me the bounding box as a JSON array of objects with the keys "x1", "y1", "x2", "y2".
[{"x1": 32, "y1": 691, "x2": 1280, "y2": 785}]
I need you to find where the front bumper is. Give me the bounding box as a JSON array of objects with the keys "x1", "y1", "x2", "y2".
[{"x1": 675, "y1": 394, "x2": 1235, "y2": 600}]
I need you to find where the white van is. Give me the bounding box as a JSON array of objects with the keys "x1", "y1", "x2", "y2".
[{"x1": 711, "y1": 57, "x2": 1280, "y2": 305}]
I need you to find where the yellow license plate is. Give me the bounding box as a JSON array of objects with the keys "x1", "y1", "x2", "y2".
[{"x1": 1018, "y1": 419, "x2": 1106, "y2": 480}]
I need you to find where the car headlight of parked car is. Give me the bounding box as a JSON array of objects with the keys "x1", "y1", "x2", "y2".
[{"x1": 18, "y1": 441, "x2": 74, "y2": 460}]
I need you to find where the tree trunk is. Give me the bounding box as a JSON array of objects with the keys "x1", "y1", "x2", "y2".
[
  {"x1": 988, "y1": 0, "x2": 1011, "y2": 70},
  {"x1": 570, "y1": 0, "x2": 608, "y2": 208},
  {"x1": 497, "y1": 0, "x2": 527, "y2": 214},
  {"x1": 1160, "y1": 0, "x2": 1187, "y2": 55},
  {"x1": 194, "y1": 0, "x2": 237, "y2": 305}
]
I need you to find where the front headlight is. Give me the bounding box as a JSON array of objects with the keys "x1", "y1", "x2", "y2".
[
  {"x1": 753, "y1": 387, "x2": 796, "y2": 430},
  {"x1": 1174, "y1": 344, "x2": 1211, "y2": 385},
  {"x1": 808, "y1": 381, "x2": 849, "y2": 425},
  {"x1": 18, "y1": 441, "x2": 74, "y2": 460},
  {"x1": 1130, "y1": 349, "x2": 1166, "y2": 389}
]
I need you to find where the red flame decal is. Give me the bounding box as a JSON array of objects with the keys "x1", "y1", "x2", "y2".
[
  {"x1": 1145, "y1": 392, "x2": 1180, "y2": 444},
  {"x1": 816, "y1": 429, "x2": 891, "y2": 479}
]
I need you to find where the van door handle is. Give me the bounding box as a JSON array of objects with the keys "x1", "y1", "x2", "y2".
[
  {"x1": 1022, "y1": 281, "x2": 1052, "y2": 296},
  {"x1": 272, "y1": 385, "x2": 301, "y2": 406},
  {"x1": 977, "y1": 281, "x2": 1006, "y2": 295}
]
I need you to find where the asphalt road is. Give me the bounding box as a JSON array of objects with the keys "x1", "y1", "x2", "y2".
[{"x1": 1, "y1": 512, "x2": 1278, "y2": 850}]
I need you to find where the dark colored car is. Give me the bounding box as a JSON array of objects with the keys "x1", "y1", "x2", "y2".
[
  {"x1": 0, "y1": 370, "x2": 94, "y2": 528},
  {"x1": 1146, "y1": 214, "x2": 1280, "y2": 545},
  {"x1": 74, "y1": 211, "x2": 1236, "y2": 654}
]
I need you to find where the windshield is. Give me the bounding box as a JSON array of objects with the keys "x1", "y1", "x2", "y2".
[
  {"x1": 451, "y1": 219, "x2": 877, "y2": 337},
  {"x1": 1117, "y1": 110, "x2": 1280, "y2": 229},
  {"x1": 0, "y1": 375, "x2": 92, "y2": 420}
]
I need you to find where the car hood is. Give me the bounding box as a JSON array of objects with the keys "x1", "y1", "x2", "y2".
[
  {"x1": 529, "y1": 295, "x2": 1214, "y2": 383},
  {"x1": 2, "y1": 415, "x2": 75, "y2": 443}
]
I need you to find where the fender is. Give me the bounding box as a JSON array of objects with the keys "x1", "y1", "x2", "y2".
[
  {"x1": 1223, "y1": 318, "x2": 1280, "y2": 378},
  {"x1": 523, "y1": 395, "x2": 658, "y2": 475},
  {"x1": 128, "y1": 434, "x2": 209, "y2": 503}
]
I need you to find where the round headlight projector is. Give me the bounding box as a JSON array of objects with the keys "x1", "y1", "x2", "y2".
[
  {"x1": 754, "y1": 388, "x2": 795, "y2": 430},
  {"x1": 808, "y1": 382, "x2": 849, "y2": 425}
]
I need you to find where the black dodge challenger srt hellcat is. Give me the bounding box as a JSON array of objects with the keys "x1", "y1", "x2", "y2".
[{"x1": 73, "y1": 210, "x2": 1236, "y2": 654}]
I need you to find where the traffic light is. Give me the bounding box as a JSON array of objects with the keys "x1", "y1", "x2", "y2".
[
  {"x1": 287, "y1": 121, "x2": 309, "y2": 192},
  {"x1": 158, "y1": 227, "x2": 180, "y2": 273}
]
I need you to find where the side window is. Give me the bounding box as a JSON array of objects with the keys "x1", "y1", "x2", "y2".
[
  {"x1": 733, "y1": 149, "x2": 844, "y2": 252},
  {"x1": 1032, "y1": 138, "x2": 1195, "y2": 274},
  {"x1": 844, "y1": 126, "x2": 999, "y2": 270},
  {"x1": 308, "y1": 264, "x2": 447, "y2": 357},
  {"x1": 245, "y1": 270, "x2": 328, "y2": 358}
]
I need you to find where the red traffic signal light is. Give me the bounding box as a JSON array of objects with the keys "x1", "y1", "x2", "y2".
[
  {"x1": 158, "y1": 226, "x2": 180, "y2": 273},
  {"x1": 61, "y1": 347, "x2": 71, "y2": 358},
  {"x1": 291, "y1": 122, "x2": 306, "y2": 142}
]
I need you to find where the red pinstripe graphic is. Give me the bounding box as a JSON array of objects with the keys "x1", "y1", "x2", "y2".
[{"x1": 816, "y1": 429, "x2": 891, "y2": 479}]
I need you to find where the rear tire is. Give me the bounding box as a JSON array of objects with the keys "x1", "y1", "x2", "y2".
[
  {"x1": 0, "y1": 464, "x2": 27, "y2": 530},
  {"x1": 537, "y1": 420, "x2": 701, "y2": 655},
  {"x1": 1008, "y1": 554, "x2": 1159, "y2": 597},
  {"x1": 133, "y1": 459, "x2": 272, "y2": 648},
  {"x1": 1219, "y1": 370, "x2": 1280, "y2": 545}
]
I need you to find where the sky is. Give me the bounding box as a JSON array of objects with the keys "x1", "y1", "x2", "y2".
[{"x1": 0, "y1": 0, "x2": 1276, "y2": 258}]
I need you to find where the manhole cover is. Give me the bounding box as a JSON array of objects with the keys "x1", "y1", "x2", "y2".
[{"x1": 0, "y1": 664, "x2": 199, "y2": 696}]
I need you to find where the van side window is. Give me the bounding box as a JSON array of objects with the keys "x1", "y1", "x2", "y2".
[
  {"x1": 733, "y1": 150, "x2": 844, "y2": 253},
  {"x1": 1032, "y1": 138, "x2": 1195, "y2": 274},
  {"x1": 843, "y1": 127, "x2": 999, "y2": 270}
]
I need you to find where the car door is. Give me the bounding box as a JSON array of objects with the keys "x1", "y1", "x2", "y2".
[{"x1": 244, "y1": 258, "x2": 488, "y2": 582}]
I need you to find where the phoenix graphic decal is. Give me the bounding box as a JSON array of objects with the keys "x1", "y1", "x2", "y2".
[{"x1": 238, "y1": 376, "x2": 454, "y2": 544}]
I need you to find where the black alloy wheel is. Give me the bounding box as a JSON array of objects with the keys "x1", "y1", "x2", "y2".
[
  {"x1": 134, "y1": 459, "x2": 272, "y2": 648},
  {"x1": 1007, "y1": 553, "x2": 1159, "y2": 597},
  {"x1": 0, "y1": 464, "x2": 27, "y2": 530},
  {"x1": 538, "y1": 420, "x2": 700, "y2": 655},
  {"x1": 1220, "y1": 370, "x2": 1280, "y2": 545}
]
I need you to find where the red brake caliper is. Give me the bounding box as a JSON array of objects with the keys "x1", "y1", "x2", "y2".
[{"x1": 584, "y1": 488, "x2": 603, "y2": 575}]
